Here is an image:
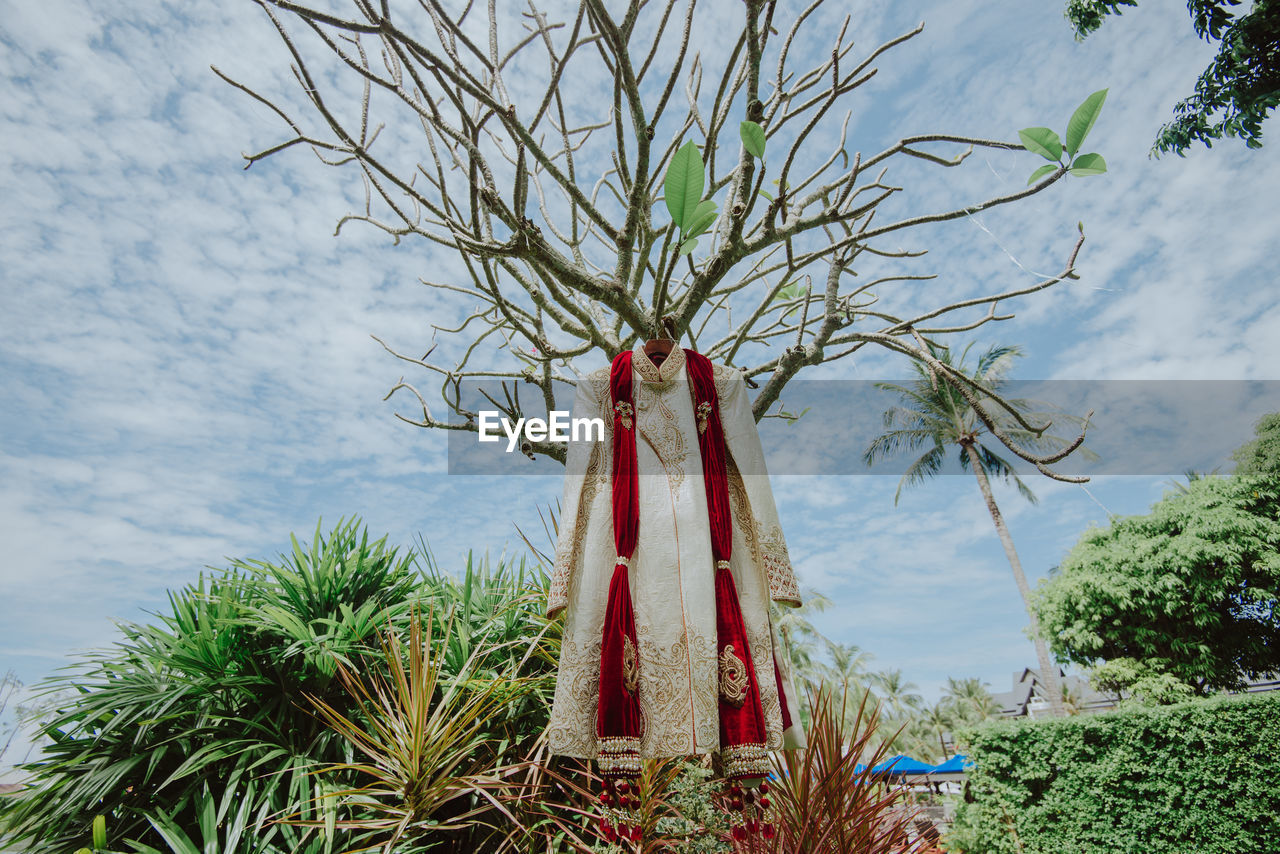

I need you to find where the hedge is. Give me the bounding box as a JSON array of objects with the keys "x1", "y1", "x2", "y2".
[{"x1": 947, "y1": 691, "x2": 1280, "y2": 854}]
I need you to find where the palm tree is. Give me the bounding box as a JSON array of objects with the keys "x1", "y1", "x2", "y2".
[
  {"x1": 942, "y1": 676, "x2": 1000, "y2": 723},
  {"x1": 819, "y1": 640, "x2": 875, "y2": 727},
  {"x1": 870, "y1": 669, "x2": 923, "y2": 718},
  {"x1": 773, "y1": 589, "x2": 834, "y2": 689},
  {"x1": 1059, "y1": 679, "x2": 1085, "y2": 716},
  {"x1": 864, "y1": 341, "x2": 1094, "y2": 718},
  {"x1": 917, "y1": 701, "x2": 955, "y2": 762},
  {"x1": 820, "y1": 640, "x2": 875, "y2": 695}
]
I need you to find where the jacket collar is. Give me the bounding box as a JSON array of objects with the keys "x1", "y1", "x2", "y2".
[{"x1": 632, "y1": 344, "x2": 686, "y2": 383}]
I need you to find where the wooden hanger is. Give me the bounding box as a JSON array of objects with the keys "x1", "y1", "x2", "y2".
[{"x1": 644, "y1": 317, "x2": 679, "y2": 367}]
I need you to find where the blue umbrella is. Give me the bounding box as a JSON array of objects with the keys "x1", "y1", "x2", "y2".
[
  {"x1": 868, "y1": 754, "x2": 936, "y2": 776},
  {"x1": 929, "y1": 754, "x2": 969, "y2": 774}
]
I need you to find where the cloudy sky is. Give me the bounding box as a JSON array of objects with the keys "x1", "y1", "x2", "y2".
[{"x1": 2, "y1": 0, "x2": 1278, "y2": 772}]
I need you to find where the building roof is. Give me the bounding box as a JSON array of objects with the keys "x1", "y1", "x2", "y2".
[
  {"x1": 992, "y1": 667, "x2": 1114, "y2": 718},
  {"x1": 992, "y1": 668, "x2": 1280, "y2": 718}
]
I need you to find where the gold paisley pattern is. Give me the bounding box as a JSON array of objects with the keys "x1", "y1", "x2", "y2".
[
  {"x1": 547, "y1": 635, "x2": 603, "y2": 757},
  {"x1": 726, "y1": 452, "x2": 801, "y2": 607},
  {"x1": 718, "y1": 643, "x2": 749, "y2": 707},
  {"x1": 588, "y1": 369, "x2": 612, "y2": 420},
  {"x1": 547, "y1": 627, "x2": 722, "y2": 758},
  {"x1": 636, "y1": 381, "x2": 688, "y2": 488},
  {"x1": 622, "y1": 635, "x2": 639, "y2": 693},
  {"x1": 759, "y1": 524, "x2": 801, "y2": 605}
]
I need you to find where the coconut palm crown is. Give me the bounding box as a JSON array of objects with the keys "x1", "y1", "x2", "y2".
[{"x1": 863, "y1": 340, "x2": 1096, "y2": 719}]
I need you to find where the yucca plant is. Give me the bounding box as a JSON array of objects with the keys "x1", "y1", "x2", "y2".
[
  {"x1": 0, "y1": 518, "x2": 559, "y2": 854},
  {"x1": 293, "y1": 605, "x2": 550, "y2": 854}
]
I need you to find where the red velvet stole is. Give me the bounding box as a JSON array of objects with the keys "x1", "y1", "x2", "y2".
[
  {"x1": 595, "y1": 348, "x2": 772, "y2": 783},
  {"x1": 595, "y1": 351, "x2": 644, "y2": 778},
  {"x1": 684, "y1": 350, "x2": 769, "y2": 778}
]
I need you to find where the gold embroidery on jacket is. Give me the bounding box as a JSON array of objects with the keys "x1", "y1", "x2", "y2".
[
  {"x1": 726, "y1": 454, "x2": 801, "y2": 606},
  {"x1": 759, "y1": 524, "x2": 801, "y2": 605},
  {"x1": 548, "y1": 441, "x2": 603, "y2": 616},
  {"x1": 622, "y1": 635, "x2": 639, "y2": 693},
  {"x1": 549, "y1": 628, "x2": 726, "y2": 759},
  {"x1": 636, "y1": 382, "x2": 687, "y2": 488}
]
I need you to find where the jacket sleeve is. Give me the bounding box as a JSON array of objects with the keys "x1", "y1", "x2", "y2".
[
  {"x1": 715, "y1": 365, "x2": 802, "y2": 607},
  {"x1": 547, "y1": 372, "x2": 610, "y2": 619}
]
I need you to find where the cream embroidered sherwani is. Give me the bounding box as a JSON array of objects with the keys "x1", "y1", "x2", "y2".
[{"x1": 547, "y1": 346, "x2": 806, "y2": 760}]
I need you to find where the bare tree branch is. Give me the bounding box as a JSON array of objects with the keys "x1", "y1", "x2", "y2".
[{"x1": 225, "y1": 0, "x2": 1099, "y2": 480}]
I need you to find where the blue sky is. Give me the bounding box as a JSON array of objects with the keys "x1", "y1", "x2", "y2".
[{"x1": 2, "y1": 0, "x2": 1279, "y2": 773}]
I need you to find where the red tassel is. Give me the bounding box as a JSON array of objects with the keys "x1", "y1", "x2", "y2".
[{"x1": 713, "y1": 564, "x2": 768, "y2": 773}]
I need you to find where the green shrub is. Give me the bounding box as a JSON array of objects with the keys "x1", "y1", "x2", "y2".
[
  {"x1": 947, "y1": 692, "x2": 1280, "y2": 854},
  {"x1": 0, "y1": 518, "x2": 559, "y2": 854}
]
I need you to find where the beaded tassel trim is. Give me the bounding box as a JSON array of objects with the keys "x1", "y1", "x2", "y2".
[
  {"x1": 721, "y1": 741, "x2": 770, "y2": 779},
  {"x1": 721, "y1": 778, "x2": 777, "y2": 842},
  {"x1": 598, "y1": 777, "x2": 644, "y2": 845},
  {"x1": 596, "y1": 736, "x2": 642, "y2": 777}
]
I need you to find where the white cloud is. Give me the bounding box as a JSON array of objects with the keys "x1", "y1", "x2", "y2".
[{"x1": 0, "y1": 0, "x2": 1274, "y2": 744}]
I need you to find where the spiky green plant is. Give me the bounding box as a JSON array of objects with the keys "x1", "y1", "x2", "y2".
[
  {"x1": 0, "y1": 518, "x2": 560, "y2": 854},
  {"x1": 293, "y1": 606, "x2": 544, "y2": 853}
]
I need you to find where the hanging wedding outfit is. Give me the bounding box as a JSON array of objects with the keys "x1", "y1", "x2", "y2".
[{"x1": 546, "y1": 344, "x2": 805, "y2": 842}]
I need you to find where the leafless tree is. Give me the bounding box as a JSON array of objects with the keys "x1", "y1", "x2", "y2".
[{"x1": 217, "y1": 0, "x2": 1090, "y2": 475}]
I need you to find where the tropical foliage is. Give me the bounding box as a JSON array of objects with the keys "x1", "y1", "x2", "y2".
[
  {"x1": 1031, "y1": 473, "x2": 1280, "y2": 695},
  {"x1": 1065, "y1": 0, "x2": 1279, "y2": 154},
  {"x1": 1232, "y1": 410, "x2": 1280, "y2": 475},
  {"x1": 863, "y1": 340, "x2": 1095, "y2": 718},
  {"x1": 758, "y1": 686, "x2": 925, "y2": 854},
  {"x1": 949, "y1": 691, "x2": 1280, "y2": 853},
  {"x1": 0, "y1": 518, "x2": 560, "y2": 854}
]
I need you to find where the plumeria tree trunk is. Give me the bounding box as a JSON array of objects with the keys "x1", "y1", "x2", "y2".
[{"x1": 961, "y1": 439, "x2": 1067, "y2": 718}]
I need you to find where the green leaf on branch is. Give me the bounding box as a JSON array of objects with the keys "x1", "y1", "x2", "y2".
[
  {"x1": 740, "y1": 120, "x2": 766, "y2": 158},
  {"x1": 772, "y1": 281, "x2": 810, "y2": 319},
  {"x1": 1070, "y1": 152, "x2": 1108, "y2": 176},
  {"x1": 1027, "y1": 163, "x2": 1057, "y2": 185},
  {"x1": 664, "y1": 140, "x2": 704, "y2": 230},
  {"x1": 678, "y1": 237, "x2": 699, "y2": 256},
  {"x1": 92, "y1": 815, "x2": 106, "y2": 850},
  {"x1": 686, "y1": 199, "x2": 718, "y2": 237},
  {"x1": 1018, "y1": 127, "x2": 1063, "y2": 162},
  {"x1": 1065, "y1": 88, "x2": 1108, "y2": 156}
]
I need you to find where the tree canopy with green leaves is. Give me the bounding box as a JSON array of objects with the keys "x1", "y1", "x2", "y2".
[
  {"x1": 1065, "y1": 0, "x2": 1280, "y2": 154},
  {"x1": 1233, "y1": 411, "x2": 1280, "y2": 475},
  {"x1": 1032, "y1": 474, "x2": 1280, "y2": 694}
]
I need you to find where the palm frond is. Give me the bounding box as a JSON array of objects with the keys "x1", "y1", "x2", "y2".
[{"x1": 893, "y1": 446, "x2": 945, "y2": 506}]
